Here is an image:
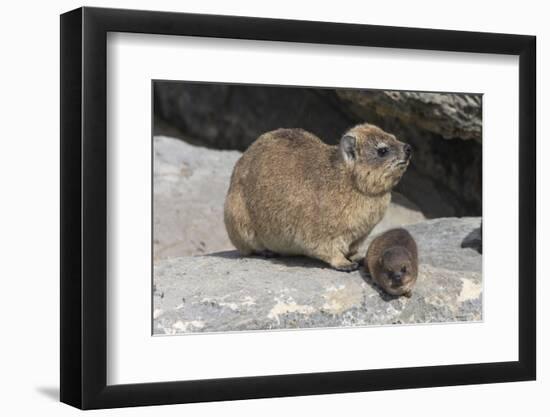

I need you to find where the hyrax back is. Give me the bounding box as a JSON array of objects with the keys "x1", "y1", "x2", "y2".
[{"x1": 224, "y1": 124, "x2": 412, "y2": 271}]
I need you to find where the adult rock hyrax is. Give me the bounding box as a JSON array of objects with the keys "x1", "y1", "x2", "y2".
[
  {"x1": 224, "y1": 123, "x2": 412, "y2": 271},
  {"x1": 365, "y1": 228, "x2": 418, "y2": 297}
]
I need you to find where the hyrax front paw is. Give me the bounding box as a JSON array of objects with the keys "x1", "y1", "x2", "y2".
[
  {"x1": 333, "y1": 262, "x2": 359, "y2": 272},
  {"x1": 349, "y1": 253, "x2": 365, "y2": 263}
]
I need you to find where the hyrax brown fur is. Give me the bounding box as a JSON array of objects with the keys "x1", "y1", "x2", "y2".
[
  {"x1": 365, "y1": 228, "x2": 418, "y2": 297},
  {"x1": 224, "y1": 123, "x2": 412, "y2": 271}
]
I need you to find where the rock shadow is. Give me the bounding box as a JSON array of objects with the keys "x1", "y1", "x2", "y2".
[
  {"x1": 205, "y1": 250, "x2": 242, "y2": 259},
  {"x1": 461, "y1": 225, "x2": 482, "y2": 254},
  {"x1": 207, "y1": 250, "x2": 350, "y2": 271}
]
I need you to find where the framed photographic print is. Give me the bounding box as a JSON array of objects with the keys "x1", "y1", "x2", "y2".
[{"x1": 60, "y1": 6, "x2": 536, "y2": 410}]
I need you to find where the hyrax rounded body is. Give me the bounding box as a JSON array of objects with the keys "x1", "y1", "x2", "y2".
[
  {"x1": 366, "y1": 228, "x2": 418, "y2": 297},
  {"x1": 224, "y1": 123, "x2": 412, "y2": 271}
]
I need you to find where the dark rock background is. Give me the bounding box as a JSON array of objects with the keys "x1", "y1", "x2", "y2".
[{"x1": 154, "y1": 82, "x2": 482, "y2": 218}]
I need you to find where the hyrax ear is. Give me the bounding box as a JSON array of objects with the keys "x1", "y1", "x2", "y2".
[{"x1": 340, "y1": 134, "x2": 357, "y2": 163}]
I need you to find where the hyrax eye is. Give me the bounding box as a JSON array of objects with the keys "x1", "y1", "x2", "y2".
[
  {"x1": 401, "y1": 266, "x2": 407, "y2": 273},
  {"x1": 377, "y1": 147, "x2": 389, "y2": 157}
]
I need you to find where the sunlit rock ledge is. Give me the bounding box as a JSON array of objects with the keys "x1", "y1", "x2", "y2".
[{"x1": 153, "y1": 217, "x2": 482, "y2": 335}]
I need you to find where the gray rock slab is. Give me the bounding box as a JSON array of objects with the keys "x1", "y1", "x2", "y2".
[
  {"x1": 153, "y1": 217, "x2": 482, "y2": 334},
  {"x1": 153, "y1": 136, "x2": 241, "y2": 261}
]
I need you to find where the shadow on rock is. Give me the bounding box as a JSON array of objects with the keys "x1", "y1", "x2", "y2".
[
  {"x1": 206, "y1": 250, "x2": 242, "y2": 259},
  {"x1": 461, "y1": 224, "x2": 482, "y2": 254},
  {"x1": 207, "y1": 250, "x2": 353, "y2": 271}
]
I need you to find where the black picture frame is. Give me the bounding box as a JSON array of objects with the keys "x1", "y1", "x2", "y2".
[{"x1": 60, "y1": 6, "x2": 536, "y2": 410}]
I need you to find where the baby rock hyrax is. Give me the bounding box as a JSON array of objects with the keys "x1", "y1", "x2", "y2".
[
  {"x1": 365, "y1": 228, "x2": 418, "y2": 297},
  {"x1": 224, "y1": 123, "x2": 412, "y2": 271}
]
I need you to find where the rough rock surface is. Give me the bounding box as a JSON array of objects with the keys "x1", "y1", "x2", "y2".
[
  {"x1": 153, "y1": 136, "x2": 241, "y2": 260},
  {"x1": 153, "y1": 217, "x2": 482, "y2": 334},
  {"x1": 154, "y1": 83, "x2": 482, "y2": 217},
  {"x1": 154, "y1": 135, "x2": 425, "y2": 260},
  {"x1": 336, "y1": 90, "x2": 482, "y2": 142}
]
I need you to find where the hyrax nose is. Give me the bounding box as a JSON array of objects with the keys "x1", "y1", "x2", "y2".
[
  {"x1": 391, "y1": 272, "x2": 403, "y2": 282},
  {"x1": 403, "y1": 144, "x2": 412, "y2": 159}
]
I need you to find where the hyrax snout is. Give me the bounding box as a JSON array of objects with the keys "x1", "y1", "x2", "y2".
[{"x1": 224, "y1": 123, "x2": 411, "y2": 271}]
